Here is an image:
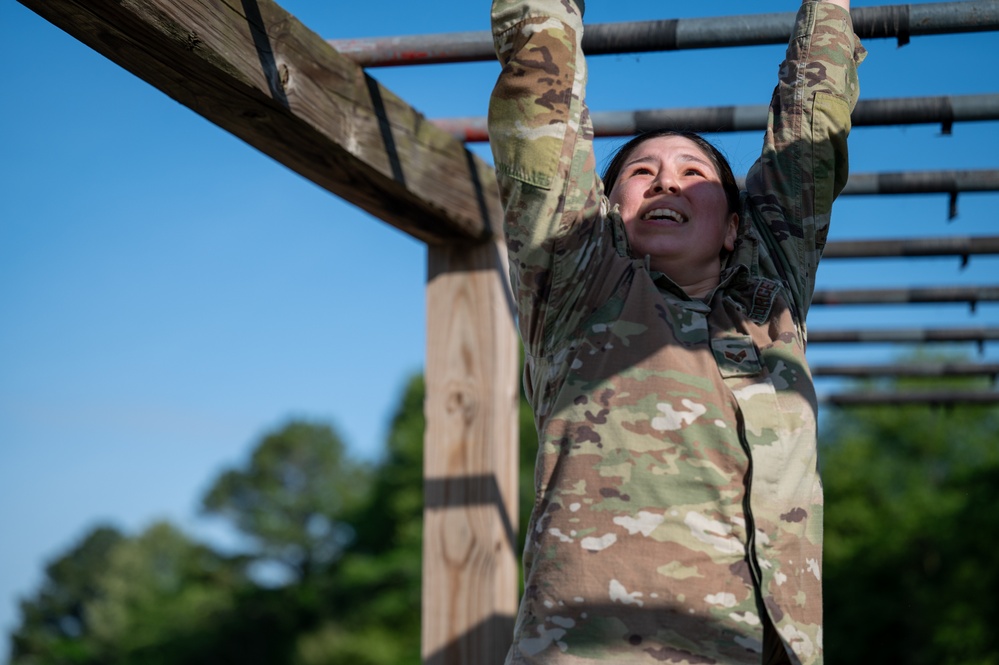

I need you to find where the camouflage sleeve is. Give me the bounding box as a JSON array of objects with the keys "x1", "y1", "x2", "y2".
[
  {"x1": 745, "y1": 1, "x2": 865, "y2": 321},
  {"x1": 488, "y1": 0, "x2": 609, "y2": 358}
]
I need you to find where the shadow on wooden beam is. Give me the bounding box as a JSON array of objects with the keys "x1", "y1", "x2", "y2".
[
  {"x1": 423, "y1": 613, "x2": 516, "y2": 665},
  {"x1": 424, "y1": 473, "x2": 518, "y2": 558}
]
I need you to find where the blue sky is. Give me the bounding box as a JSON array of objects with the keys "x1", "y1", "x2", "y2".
[{"x1": 2, "y1": 0, "x2": 997, "y2": 656}]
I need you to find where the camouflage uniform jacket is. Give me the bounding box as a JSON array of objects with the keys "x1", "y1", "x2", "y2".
[{"x1": 488, "y1": 1, "x2": 863, "y2": 663}]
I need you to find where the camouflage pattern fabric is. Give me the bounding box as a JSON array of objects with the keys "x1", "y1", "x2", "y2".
[{"x1": 488, "y1": 1, "x2": 864, "y2": 663}]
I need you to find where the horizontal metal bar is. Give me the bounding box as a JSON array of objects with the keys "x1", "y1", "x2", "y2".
[
  {"x1": 812, "y1": 286, "x2": 999, "y2": 305},
  {"x1": 813, "y1": 362, "x2": 999, "y2": 377},
  {"x1": 837, "y1": 170, "x2": 999, "y2": 196},
  {"x1": 329, "y1": 1, "x2": 999, "y2": 67},
  {"x1": 823, "y1": 235, "x2": 999, "y2": 259},
  {"x1": 808, "y1": 326, "x2": 999, "y2": 343},
  {"x1": 821, "y1": 390, "x2": 999, "y2": 405},
  {"x1": 433, "y1": 93, "x2": 999, "y2": 142}
]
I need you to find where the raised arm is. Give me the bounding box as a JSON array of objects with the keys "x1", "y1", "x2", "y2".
[
  {"x1": 488, "y1": 0, "x2": 609, "y2": 357},
  {"x1": 744, "y1": 0, "x2": 864, "y2": 321},
  {"x1": 823, "y1": 0, "x2": 850, "y2": 11}
]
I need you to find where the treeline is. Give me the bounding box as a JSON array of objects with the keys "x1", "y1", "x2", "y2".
[{"x1": 8, "y1": 372, "x2": 999, "y2": 664}]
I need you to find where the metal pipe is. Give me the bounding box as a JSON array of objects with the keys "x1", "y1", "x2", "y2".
[
  {"x1": 329, "y1": 1, "x2": 999, "y2": 67},
  {"x1": 812, "y1": 362, "x2": 999, "y2": 378},
  {"x1": 837, "y1": 170, "x2": 999, "y2": 196},
  {"x1": 821, "y1": 390, "x2": 999, "y2": 405},
  {"x1": 768, "y1": 168, "x2": 999, "y2": 198},
  {"x1": 822, "y1": 235, "x2": 999, "y2": 259},
  {"x1": 808, "y1": 326, "x2": 999, "y2": 343},
  {"x1": 811, "y1": 286, "x2": 999, "y2": 306},
  {"x1": 432, "y1": 93, "x2": 999, "y2": 142}
]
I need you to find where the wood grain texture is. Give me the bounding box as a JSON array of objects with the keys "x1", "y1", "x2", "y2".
[
  {"x1": 424, "y1": 240, "x2": 519, "y2": 665},
  {"x1": 18, "y1": 0, "x2": 501, "y2": 244}
]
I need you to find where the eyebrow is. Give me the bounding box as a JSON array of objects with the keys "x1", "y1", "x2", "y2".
[{"x1": 624, "y1": 153, "x2": 715, "y2": 170}]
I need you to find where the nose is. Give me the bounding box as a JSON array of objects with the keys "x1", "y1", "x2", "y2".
[{"x1": 650, "y1": 170, "x2": 679, "y2": 194}]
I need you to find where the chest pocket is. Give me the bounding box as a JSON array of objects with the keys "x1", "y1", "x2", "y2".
[{"x1": 711, "y1": 335, "x2": 763, "y2": 378}]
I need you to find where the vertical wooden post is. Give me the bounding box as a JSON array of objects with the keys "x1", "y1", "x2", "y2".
[{"x1": 423, "y1": 238, "x2": 519, "y2": 665}]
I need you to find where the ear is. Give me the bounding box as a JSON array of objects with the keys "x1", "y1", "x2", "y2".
[{"x1": 723, "y1": 212, "x2": 739, "y2": 253}]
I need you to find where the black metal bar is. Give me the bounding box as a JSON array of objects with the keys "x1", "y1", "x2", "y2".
[
  {"x1": 823, "y1": 236, "x2": 999, "y2": 259},
  {"x1": 837, "y1": 170, "x2": 999, "y2": 196},
  {"x1": 808, "y1": 326, "x2": 999, "y2": 343},
  {"x1": 741, "y1": 169, "x2": 999, "y2": 196},
  {"x1": 822, "y1": 391, "x2": 999, "y2": 405},
  {"x1": 330, "y1": 2, "x2": 999, "y2": 67},
  {"x1": 812, "y1": 362, "x2": 999, "y2": 378},
  {"x1": 433, "y1": 93, "x2": 999, "y2": 142},
  {"x1": 811, "y1": 286, "x2": 999, "y2": 306}
]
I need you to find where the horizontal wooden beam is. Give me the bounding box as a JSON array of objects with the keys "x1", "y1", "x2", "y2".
[{"x1": 17, "y1": 0, "x2": 500, "y2": 245}]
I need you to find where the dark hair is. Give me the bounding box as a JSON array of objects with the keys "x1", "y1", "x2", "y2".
[{"x1": 602, "y1": 129, "x2": 741, "y2": 215}]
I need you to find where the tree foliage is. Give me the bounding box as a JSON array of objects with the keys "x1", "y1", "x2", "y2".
[
  {"x1": 11, "y1": 366, "x2": 998, "y2": 664},
  {"x1": 11, "y1": 526, "x2": 124, "y2": 664},
  {"x1": 821, "y1": 375, "x2": 999, "y2": 665},
  {"x1": 200, "y1": 420, "x2": 370, "y2": 582}
]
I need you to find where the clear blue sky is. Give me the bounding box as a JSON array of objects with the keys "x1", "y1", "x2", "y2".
[{"x1": 2, "y1": 0, "x2": 997, "y2": 657}]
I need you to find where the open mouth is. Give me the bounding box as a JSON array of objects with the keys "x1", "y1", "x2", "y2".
[{"x1": 642, "y1": 207, "x2": 687, "y2": 223}]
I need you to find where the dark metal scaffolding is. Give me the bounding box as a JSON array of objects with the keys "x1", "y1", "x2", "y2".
[
  {"x1": 329, "y1": 1, "x2": 999, "y2": 67},
  {"x1": 328, "y1": 1, "x2": 999, "y2": 406},
  {"x1": 813, "y1": 362, "x2": 999, "y2": 378},
  {"x1": 823, "y1": 235, "x2": 999, "y2": 260},
  {"x1": 822, "y1": 391, "x2": 999, "y2": 405},
  {"x1": 808, "y1": 326, "x2": 999, "y2": 344},
  {"x1": 812, "y1": 286, "x2": 999, "y2": 307},
  {"x1": 837, "y1": 170, "x2": 999, "y2": 196},
  {"x1": 432, "y1": 93, "x2": 999, "y2": 142},
  {"x1": 812, "y1": 286, "x2": 999, "y2": 306}
]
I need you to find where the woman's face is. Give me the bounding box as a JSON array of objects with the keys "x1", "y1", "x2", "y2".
[{"x1": 608, "y1": 135, "x2": 739, "y2": 276}]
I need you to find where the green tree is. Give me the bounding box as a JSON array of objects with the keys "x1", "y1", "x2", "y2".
[
  {"x1": 11, "y1": 526, "x2": 124, "y2": 665},
  {"x1": 86, "y1": 521, "x2": 247, "y2": 665},
  {"x1": 308, "y1": 374, "x2": 427, "y2": 665},
  {"x1": 302, "y1": 369, "x2": 541, "y2": 665},
  {"x1": 821, "y1": 373, "x2": 999, "y2": 665},
  {"x1": 201, "y1": 420, "x2": 371, "y2": 583},
  {"x1": 9, "y1": 522, "x2": 259, "y2": 665}
]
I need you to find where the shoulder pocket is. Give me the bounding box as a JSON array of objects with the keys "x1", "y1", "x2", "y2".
[
  {"x1": 488, "y1": 22, "x2": 577, "y2": 191},
  {"x1": 811, "y1": 91, "x2": 852, "y2": 211}
]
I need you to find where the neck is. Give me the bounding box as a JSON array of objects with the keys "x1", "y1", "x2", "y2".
[{"x1": 650, "y1": 256, "x2": 723, "y2": 299}]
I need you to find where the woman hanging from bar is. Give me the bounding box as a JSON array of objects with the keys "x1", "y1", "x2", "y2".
[{"x1": 487, "y1": 1, "x2": 864, "y2": 663}]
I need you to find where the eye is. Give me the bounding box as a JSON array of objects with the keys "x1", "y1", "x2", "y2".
[
  {"x1": 629, "y1": 166, "x2": 654, "y2": 177},
  {"x1": 683, "y1": 167, "x2": 705, "y2": 177}
]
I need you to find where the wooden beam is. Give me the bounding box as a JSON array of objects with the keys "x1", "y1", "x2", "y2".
[
  {"x1": 424, "y1": 240, "x2": 519, "y2": 665},
  {"x1": 17, "y1": 0, "x2": 499, "y2": 244}
]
